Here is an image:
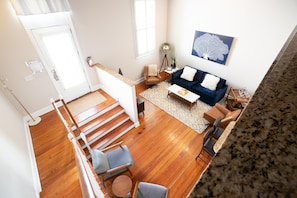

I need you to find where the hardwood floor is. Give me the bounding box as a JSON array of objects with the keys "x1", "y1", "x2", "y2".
[{"x1": 29, "y1": 81, "x2": 211, "y2": 198}]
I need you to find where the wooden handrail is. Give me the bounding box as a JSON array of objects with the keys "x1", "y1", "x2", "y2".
[{"x1": 61, "y1": 98, "x2": 81, "y2": 134}]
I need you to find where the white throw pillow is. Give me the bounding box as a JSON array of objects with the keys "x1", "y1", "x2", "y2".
[
  {"x1": 201, "y1": 74, "x2": 220, "y2": 91},
  {"x1": 180, "y1": 66, "x2": 197, "y2": 81},
  {"x1": 148, "y1": 64, "x2": 158, "y2": 76}
]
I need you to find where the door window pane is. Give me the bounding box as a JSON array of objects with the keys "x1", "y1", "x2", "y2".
[{"x1": 42, "y1": 31, "x2": 85, "y2": 89}]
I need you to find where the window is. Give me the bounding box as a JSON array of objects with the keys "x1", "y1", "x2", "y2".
[{"x1": 134, "y1": 0, "x2": 156, "y2": 56}]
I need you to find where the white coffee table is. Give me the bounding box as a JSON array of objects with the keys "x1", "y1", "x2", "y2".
[{"x1": 167, "y1": 84, "x2": 200, "y2": 110}]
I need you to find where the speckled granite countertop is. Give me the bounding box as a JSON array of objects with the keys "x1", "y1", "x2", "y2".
[{"x1": 189, "y1": 29, "x2": 297, "y2": 197}]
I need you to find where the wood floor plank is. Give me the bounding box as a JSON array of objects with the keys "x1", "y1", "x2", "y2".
[{"x1": 29, "y1": 82, "x2": 211, "y2": 198}]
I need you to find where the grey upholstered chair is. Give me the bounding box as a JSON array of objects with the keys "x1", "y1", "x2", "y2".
[
  {"x1": 132, "y1": 181, "x2": 169, "y2": 198},
  {"x1": 80, "y1": 132, "x2": 133, "y2": 181},
  {"x1": 212, "y1": 117, "x2": 224, "y2": 140},
  {"x1": 90, "y1": 142, "x2": 134, "y2": 181},
  {"x1": 195, "y1": 127, "x2": 217, "y2": 163}
]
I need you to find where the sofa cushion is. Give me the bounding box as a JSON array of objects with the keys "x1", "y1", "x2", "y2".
[
  {"x1": 193, "y1": 69, "x2": 205, "y2": 83},
  {"x1": 216, "y1": 78, "x2": 226, "y2": 89},
  {"x1": 192, "y1": 84, "x2": 216, "y2": 97},
  {"x1": 180, "y1": 66, "x2": 197, "y2": 81},
  {"x1": 201, "y1": 74, "x2": 220, "y2": 91},
  {"x1": 173, "y1": 77, "x2": 198, "y2": 88}
]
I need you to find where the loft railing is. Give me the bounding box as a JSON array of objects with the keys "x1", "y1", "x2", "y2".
[{"x1": 50, "y1": 98, "x2": 108, "y2": 198}]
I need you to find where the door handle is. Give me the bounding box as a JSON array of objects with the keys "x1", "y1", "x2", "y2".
[{"x1": 51, "y1": 69, "x2": 59, "y2": 81}]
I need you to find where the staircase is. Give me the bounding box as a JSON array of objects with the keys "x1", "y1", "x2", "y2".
[
  {"x1": 75, "y1": 101, "x2": 134, "y2": 157},
  {"x1": 52, "y1": 89, "x2": 135, "y2": 157}
]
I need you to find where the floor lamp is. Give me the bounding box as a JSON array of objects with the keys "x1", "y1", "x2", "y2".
[
  {"x1": 0, "y1": 78, "x2": 41, "y2": 126},
  {"x1": 159, "y1": 42, "x2": 172, "y2": 72}
]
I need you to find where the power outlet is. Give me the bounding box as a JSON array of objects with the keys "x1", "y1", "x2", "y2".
[{"x1": 24, "y1": 75, "x2": 34, "y2": 81}]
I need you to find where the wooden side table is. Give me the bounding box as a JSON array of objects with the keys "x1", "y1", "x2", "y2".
[
  {"x1": 161, "y1": 67, "x2": 180, "y2": 82},
  {"x1": 112, "y1": 175, "x2": 132, "y2": 197},
  {"x1": 225, "y1": 87, "x2": 250, "y2": 110}
]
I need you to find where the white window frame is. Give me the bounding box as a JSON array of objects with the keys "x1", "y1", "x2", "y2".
[{"x1": 133, "y1": 0, "x2": 156, "y2": 57}]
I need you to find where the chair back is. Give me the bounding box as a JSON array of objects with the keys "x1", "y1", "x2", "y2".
[
  {"x1": 203, "y1": 127, "x2": 214, "y2": 144},
  {"x1": 213, "y1": 117, "x2": 222, "y2": 128},
  {"x1": 133, "y1": 182, "x2": 168, "y2": 198}
]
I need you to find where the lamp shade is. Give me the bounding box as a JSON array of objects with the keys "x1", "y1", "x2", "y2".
[{"x1": 160, "y1": 43, "x2": 171, "y2": 54}]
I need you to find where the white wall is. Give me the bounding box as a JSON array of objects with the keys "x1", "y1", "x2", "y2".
[
  {"x1": 167, "y1": 0, "x2": 297, "y2": 93},
  {"x1": 69, "y1": 0, "x2": 168, "y2": 83},
  {"x1": 0, "y1": 0, "x2": 59, "y2": 115},
  {"x1": 0, "y1": 91, "x2": 40, "y2": 198}
]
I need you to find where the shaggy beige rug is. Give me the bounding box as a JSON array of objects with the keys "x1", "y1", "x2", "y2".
[
  {"x1": 67, "y1": 91, "x2": 106, "y2": 116},
  {"x1": 140, "y1": 82, "x2": 211, "y2": 134}
]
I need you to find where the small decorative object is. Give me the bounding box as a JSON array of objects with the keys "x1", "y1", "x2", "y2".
[
  {"x1": 118, "y1": 68, "x2": 123, "y2": 75},
  {"x1": 239, "y1": 88, "x2": 250, "y2": 98},
  {"x1": 86, "y1": 56, "x2": 94, "y2": 67},
  {"x1": 192, "y1": 30, "x2": 234, "y2": 65},
  {"x1": 171, "y1": 56, "x2": 176, "y2": 69}
]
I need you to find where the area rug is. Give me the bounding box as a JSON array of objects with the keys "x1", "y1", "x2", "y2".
[
  {"x1": 140, "y1": 82, "x2": 211, "y2": 134},
  {"x1": 67, "y1": 91, "x2": 106, "y2": 116}
]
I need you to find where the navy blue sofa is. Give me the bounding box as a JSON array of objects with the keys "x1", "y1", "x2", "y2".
[{"x1": 171, "y1": 66, "x2": 228, "y2": 106}]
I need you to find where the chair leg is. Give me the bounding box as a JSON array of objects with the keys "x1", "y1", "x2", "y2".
[
  {"x1": 127, "y1": 168, "x2": 133, "y2": 176},
  {"x1": 195, "y1": 149, "x2": 210, "y2": 164}
]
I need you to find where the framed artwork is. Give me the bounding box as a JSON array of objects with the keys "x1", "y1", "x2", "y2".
[{"x1": 192, "y1": 30, "x2": 234, "y2": 65}]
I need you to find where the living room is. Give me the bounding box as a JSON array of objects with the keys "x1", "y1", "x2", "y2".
[{"x1": 0, "y1": 0, "x2": 296, "y2": 197}]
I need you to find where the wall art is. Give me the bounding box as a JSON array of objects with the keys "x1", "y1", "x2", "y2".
[{"x1": 192, "y1": 30, "x2": 234, "y2": 65}]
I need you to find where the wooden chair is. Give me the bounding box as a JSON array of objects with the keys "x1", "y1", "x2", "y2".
[
  {"x1": 203, "y1": 103, "x2": 241, "y2": 128},
  {"x1": 212, "y1": 117, "x2": 224, "y2": 140},
  {"x1": 195, "y1": 127, "x2": 217, "y2": 163},
  {"x1": 144, "y1": 65, "x2": 161, "y2": 85}
]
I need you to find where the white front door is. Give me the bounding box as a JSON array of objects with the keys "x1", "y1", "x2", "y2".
[{"x1": 32, "y1": 25, "x2": 90, "y2": 102}]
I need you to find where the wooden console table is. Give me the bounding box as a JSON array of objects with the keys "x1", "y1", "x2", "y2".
[{"x1": 137, "y1": 97, "x2": 144, "y2": 115}]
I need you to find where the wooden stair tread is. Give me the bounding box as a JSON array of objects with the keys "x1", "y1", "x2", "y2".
[
  {"x1": 83, "y1": 119, "x2": 134, "y2": 156},
  {"x1": 72, "y1": 89, "x2": 117, "y2": 123},
  {"x1": 84, "y1": 112, "x2": 130, "y2": 142},
  {"x1": 73, "y1": 102, "x2": 117, "y2": 124},
  {"x1": 78, "y1": 105, "x2": 124, "y2": 133}
]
